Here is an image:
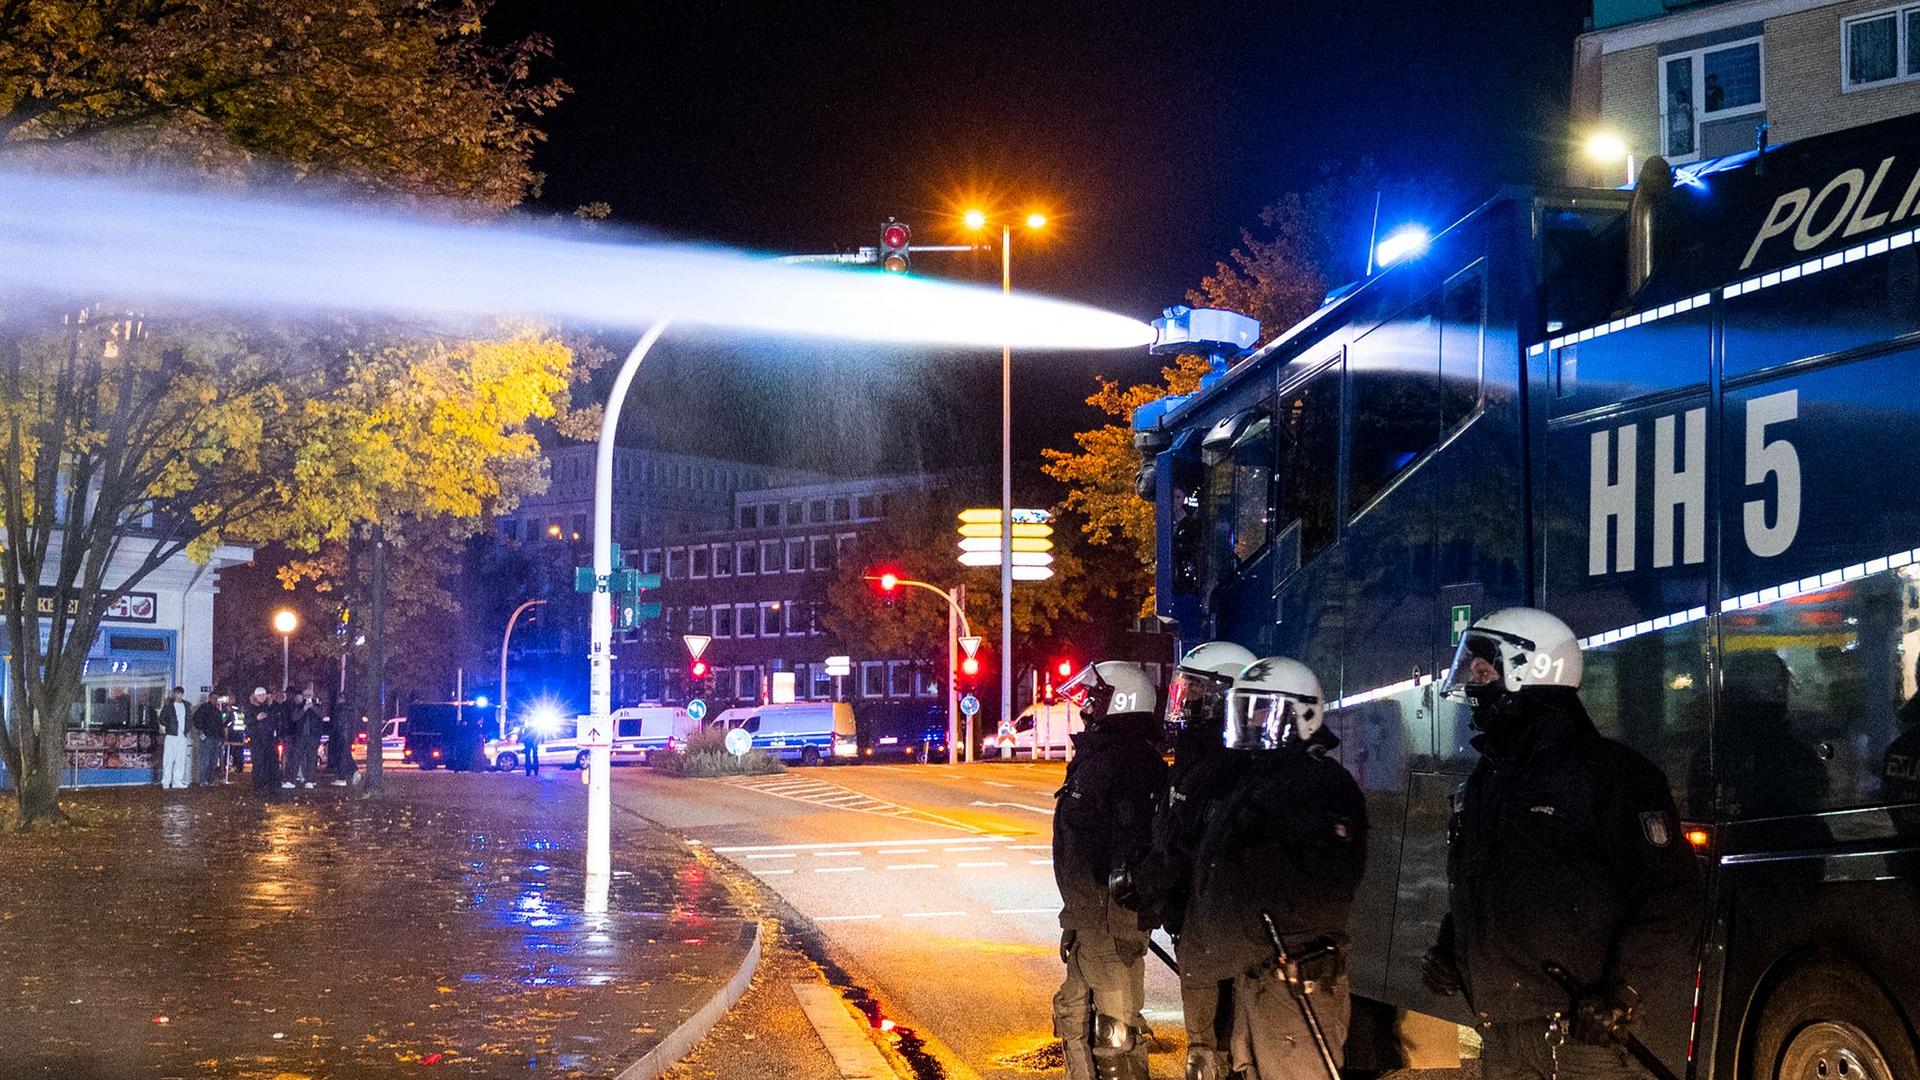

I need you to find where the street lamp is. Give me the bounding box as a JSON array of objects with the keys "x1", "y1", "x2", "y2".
[
  {"x1": 1584, "y1": 130, "x2": 1635, "y2": 186},
  {"x1": 961, "y1": 206, "x2": 1050, "y2": 754},
  {"x1": 499, "y1": 598, "x2": 547, "y2": 740},
  {"x1": 272, "y1": 608, "x2": 298, "y2": 691}
]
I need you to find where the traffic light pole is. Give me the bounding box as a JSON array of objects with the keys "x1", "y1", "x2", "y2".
[{"x1": 587, "y1": 319, "x2": 671, "y2": 916}]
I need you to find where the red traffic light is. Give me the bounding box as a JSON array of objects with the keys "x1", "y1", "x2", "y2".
[
  {"x1": 882, "y1": 223, "x2": 909, "y2": 250},
  {"x1": 961, "y1": 656, "x2": 980, "y2": 677},
  {"x1": 690, "y1": 658, "x2": 709, "y2": 679},
  {"x1": 1055, "y1": 659, "x2": 1073, "y2": 678},
  {"x1": 879, "y1": 573, "x2": 899, "y2": 591},
  {"x1": 881, "y1": 219, "x2": 910, "y2": 273}
]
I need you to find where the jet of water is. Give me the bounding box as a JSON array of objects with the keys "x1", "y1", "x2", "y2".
[{"x1": 0, "y1": 168, "x2": 1153, "y2": 350}]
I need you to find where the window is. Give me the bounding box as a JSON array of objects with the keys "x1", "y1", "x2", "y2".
[
  {"x1": 1842, "y1": 6, "x2": 1920, "y2": 88},
  {"x1": 737, "y1": 541, "x2": 758, "y2": 575},
  {"x1": 1349, "y1": 296, "x2": 1441, "y2": 516},
  {"x1": 809, "y1": 499, "x2": 829, "y2": 523},
  {"x1": 1274, "y1": 356, "x2": 1344, "y2": 572},
  {"x1": 889, "y1": 661, "x2": 914, "y2": 697},
  {"x1": 691, "y1": 545, "x2": 710, "y2": 578},
  {"x1": 786, "y1": 538, "x2": 807, "y2": 572},
  {"x1": 738, "y1": 505, "x2": 757, "y2": 529},
  {"x1": 856, "y1": 494, "x2": 881, "y2": 520},
  {"x1": 735, "y1": 603, "x2": 757, "y2": 639},
  {"x1": 736, "y1": 667, "x2": 761, "y2": 702},
  {"x1": 760, "y1": 539, "x2": 782, "y2": 574},
  {"x1": 642, "y1": 549, "x2": 661, "y2": 575},
  {"x1": 861, "y1": 661, "x2": 886, "y2": 698},
  {"x1": 689, "y1": 606, "x2": 711, "y2": 635},
  {"x1": 1660, "y1": 38, "x2": 1762, "y2": 159},
  {"x1": 915, "y1": 667, "x2": 941, "y2": 698},
  {"x1": 836, "y1": 533, "x2": 858, "y2": 560},
  {"x1": 833, "y1": 497, "x2": 852, "y2": 522},
  {"x1": 784, "y1": 601, "x2": 804, "y2": 636},
  {"x1": 788, "y1": 500, "x2": 805, "y2": 525},
  {"x1": 810, "y1": 536, "x2": 833, "y2": 571},
  {"x1": 714, "y1": 605, "x2": 735, "y2": 637},
  {"x1": 713, "y1": 543, "x2": 734, "y2": 577},
  {"x1": 667, "y1": 547, "x2": 688, "y2": 580},
  {"x1": 760, "y1": 602, "x2": 782, "y2": 637},
  {"x1": 811, "y1": 666, "x2": 836, "y2": 699},
  {"x1": 1440, "y1": 264, "x2": 1487, "y2": 433}
]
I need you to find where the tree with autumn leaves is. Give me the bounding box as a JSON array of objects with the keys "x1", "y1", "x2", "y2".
[{"x1": 0, "y1": 0, "x2": 574, "y2": 824}]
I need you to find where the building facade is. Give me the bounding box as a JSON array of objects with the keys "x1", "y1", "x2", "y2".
[
  {"x1": 495, "y1": 443, "x2": 826, "y2": 545},
  {"x1": 2, "y1": 535, "x2": 250, "y2": 788},
  {"x1": 1573, "y1": 0, "x2": 1920, "y2": 184}
]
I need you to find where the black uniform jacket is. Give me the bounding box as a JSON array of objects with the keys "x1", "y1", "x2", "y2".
[
  {"x1": 1053, "y1": 712, "x2": 1168, "y2": 934},
  {"x1": 1179, "y1": 733, "x2": 1368, "y2": 982},
  {"x1": 191, "y1": 701, "x2": 225, "y2": 740},
  {"x1": 1439, "y1": 696, "x2": 1700, "y2": 1024},
  {"x1": 1139, "y1": 724, "x2": 1247, "y2": 936}
]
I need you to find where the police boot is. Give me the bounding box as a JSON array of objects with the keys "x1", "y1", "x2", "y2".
[{"x1": 1090, "y1": 1015, "x2": 1150, "y2": 1080}]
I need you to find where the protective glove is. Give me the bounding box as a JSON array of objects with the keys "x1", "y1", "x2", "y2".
[
  {"x1": 1060, "y1": 929, "x2": 1077, "y2": 965},
  {"x1": 1571, "y1": 980, "x2": 1640, "y2": 1046},
  {"x1": 1421, "y1": 948, "x2": 1462, "y2": 997}
]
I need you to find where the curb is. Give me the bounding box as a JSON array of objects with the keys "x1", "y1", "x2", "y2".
[{"x1": 613, "y1": 919, "x2": 764, "y2": 1080}]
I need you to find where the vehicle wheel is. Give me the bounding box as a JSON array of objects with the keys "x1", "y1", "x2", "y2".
[
  {"x1": 495, "y1": 752, "x2": 518, "y2": 772},
  {"x1": 801, "y1": 746, "x2": 821, "y2": 766},
  {"x1": 417, "y1": 758, "x2": 436, "y2": 771},
  {"x1": 574, "y1": 750, "x2": 591, "y2": 770},
  {"x1": 1748, "y1": 950, "x2": 1919, "y2": 1080}
]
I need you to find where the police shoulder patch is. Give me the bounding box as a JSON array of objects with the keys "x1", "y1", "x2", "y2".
[{"x1": 1640, "y1": 810, "x2": 1671, "y2": 848}]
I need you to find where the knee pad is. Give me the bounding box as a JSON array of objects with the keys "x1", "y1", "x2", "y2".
[{"x1": 1091, "y1": 1013, "x2": 1136, "y2": 1052}]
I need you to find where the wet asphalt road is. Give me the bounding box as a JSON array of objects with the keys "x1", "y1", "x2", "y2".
[{"x1": 607, "y1": 758, "x2": 1191, "y2": 1080}]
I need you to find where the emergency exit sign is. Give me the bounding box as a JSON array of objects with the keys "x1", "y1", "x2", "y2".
[{"x1": 1450, "y1": 605, "x2": 1473, "y2": 645}]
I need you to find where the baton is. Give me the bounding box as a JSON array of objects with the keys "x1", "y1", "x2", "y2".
[
  {"x1": 1260, "y1": 912, "x2": 1342, "y2": 1080},
  {"x1": 1542, "y1": 961, "x2": 1680, "y2": 1080},
  {"x1": 1146, "y1": 936, "x2": 1180, "y2": 975}
]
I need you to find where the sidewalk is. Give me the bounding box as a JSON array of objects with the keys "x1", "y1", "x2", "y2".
[{"x1": 0, "y1": 770, "x2": 758, "y2": 1078}]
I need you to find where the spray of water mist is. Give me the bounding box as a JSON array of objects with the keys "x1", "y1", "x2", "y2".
[{"x1": 0, "y1": 168, "x2": 1152, "y2": 350}]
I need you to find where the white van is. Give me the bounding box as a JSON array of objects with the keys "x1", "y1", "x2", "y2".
[
  {"x1": 982, "y1": 702, "x2": 1083, "y2": 758},
  {"x1": 711, "y1": 702, "x2": 857, "y2": 764},
  {"x1": 488, "y1": 706, "x2": 694, "y2": 771}
]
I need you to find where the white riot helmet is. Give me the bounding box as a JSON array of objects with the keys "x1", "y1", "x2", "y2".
[
  {"x1": 1224, "y1": 657, "x2": 1326, "y2": 751},
  {"x1": 1438, "y1": 607, "x2": 1584, "y2": 709},
  {"x1": 1059, "y1": 661, "x2": 1159, "y2": 724},
  {"x1": 1166, "y1": 641, "x2": 1256, "y2": 727}
]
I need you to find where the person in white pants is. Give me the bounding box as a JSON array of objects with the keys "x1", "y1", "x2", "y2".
[{"x1": 160, "y1": 686, "x2": 193, "y2": 789}]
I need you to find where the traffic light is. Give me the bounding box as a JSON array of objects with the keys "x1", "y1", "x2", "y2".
[
  {"x1": 960, "y1": 655, "x2": 980, "y2": 678},
  {"x1": 868, "y1": 569, "x2": 902, "y2": 606},
  {"x1": 1054, "y1": 658, "x2": 1074, "y2": 679},
  {"x1": 880, "y1": 218, "x2": 910, "y2": 273},
  {"x1": 690, "y1": 657, "x2": 710, "y2": 681}
]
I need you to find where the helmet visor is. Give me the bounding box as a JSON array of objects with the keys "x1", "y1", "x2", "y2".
[
  {"x1": 1224, "y1": 690, "x2": 1310, "y2": 750},
  {"x1": 1166, "y1": 669, "x2": 1231, "y2": 727},
  {"x1": 1057, "y1": 665, "x2": 1108, "y2": 717},
  {"x1": 1439, "y1": 629, "x2": 1517, "y2": 702}
]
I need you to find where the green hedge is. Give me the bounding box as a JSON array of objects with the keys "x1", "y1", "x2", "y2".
[{"x1": 651, "y1": 728, "x2": 784, "y2": 777}]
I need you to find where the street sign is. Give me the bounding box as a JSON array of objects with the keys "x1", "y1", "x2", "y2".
[
  {"x1": 824, "y1": 655, "x2": 852, "y2": 677},
  {"x1": 958, "y1": 507, "x2": 1052, "y2": 524},
  {"x1": 574, "y1": 567, "x2": 597, "y2": 593},
  {"x1": 771, "y1": 671, "x2": 796, "y2": 704},
  {"x1": 960, "y1": 693, "x2": 981, "y2": 717},
  {"x1": 724, "y1": 727, "x2": 753, "y2": 757},
  {"x1": 683, "y1": 634, "x2": 712, "y2": 661},
  {"x1": 687, "y1": 699, "x2": 708, "y2": 722},
  {"x1": 958, "y1": 636, "x2": 982, "y2": 661},
  {"x1": 580, "y1": 720, "x2": 611, "y2": 749}
]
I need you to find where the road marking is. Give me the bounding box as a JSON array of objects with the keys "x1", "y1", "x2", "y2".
[
  {"x1": 890, "y1": 848, "x2": 928, "y2": 854},
  {"x1": 713, "y1": 835, "x2": 1008, "y2": 854},
  {"x1": 815, "y1": 866, "x2": 865, "y2": 874},
  {"x1": 746, "y1": 853, "x2": 798, "y2": 860},
  {"x1": 758, "y1": 869, "x2": 795, "y2": 876},
  {"x1": 1028, "y1": 858, "x2": 1054, "y2": 865},
  {"x1": 724, "y1": 774, "x2": 987, "y2": 833},
  {"x1": 984, "y1": 781, "x2": 1015, "y2": 789},
  {"x1": 813, "y1": 851, "x2": 861, "y2": 858},
  {"x1": 902, "y1": 911, "x2": 965, "y2": 918},
  {"x1": 814, "y1": 914, "x2": 882, "y2": 922},
  {"x1": 956, "y1": 861, "x2": 1008, "y2": 868},
  {"x1": 944, "y1": 846, "x2": 988, "y2": 852},
  {"x1": 969, "y1": 799, "x2": 1052, "y2": 815},
  {"x1": 1009, "y1": 844, "x2": 1050, "y2": 851},
  {"x1": 991, "y1": 907, "x2": 1056, "y2": 915},
  {"x1": 885, "y1": 863, "x2": 938, "y2": 871}
]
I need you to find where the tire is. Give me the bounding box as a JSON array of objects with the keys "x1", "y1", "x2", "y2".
[
  {"x1": 494, "y1": 752, "x2": 518, "y2": 772},
  {"x1": 574, "y1": 750, "x2": 590, "y2": 771},
  {"x1": 801, "y1": 746, "x2": 821, "y2": 766},
  {"x1": 1746, "y1": 950, "x2": 1919, "y2": 1080},
  {"x1": 417, "y1": 757, "x2": 436, "y2": 771}
]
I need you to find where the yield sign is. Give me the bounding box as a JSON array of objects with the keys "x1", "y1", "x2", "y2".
[
  {"x1": 958, "y1": 636, "x2": 982, "y2": 661},
  {"x1": 683, "y1": 634, "x2": 712, "y2": 661}
]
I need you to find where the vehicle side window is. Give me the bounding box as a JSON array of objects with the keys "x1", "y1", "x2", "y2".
[
  {"x1": 1349, "y1": 295, "x2": 1440, "y2": 516},
  {"x1": 617, "y1": 717, "x2": 642, "y2": 738},
  {"x1": 745, "y1": 716, "x2": 761, "y2": 733},
  {"x1": 1229, "y1": 412, "x2": 1274, "y2": 565},
  {"x1": 1439, "y1": 263, "x2": 1485, "y2": 433},
  {"x1": 1273, "y1": 356, "x2": 1343, "y2": 573}
]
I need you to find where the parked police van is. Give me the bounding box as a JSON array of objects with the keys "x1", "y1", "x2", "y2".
[
  {"x1": 710, "y1": 702, "x2": 857, "y2": 765},
  {"x1": 1137, "y1": 110, "x2": 1920, "y2": 1079},
  {"x1": 488, "y1": 706, "x2": 696, "y2": 771}
]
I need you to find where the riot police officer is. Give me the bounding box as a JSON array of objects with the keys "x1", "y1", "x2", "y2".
[
  {"x1": 1423, "y1": 608, "x2": 1698, "y2": 1080},
  {"x1": 1116, "y1": 641, "x2": 1253, "y2": 1077},
  {"x1": 1052, "y1": 661, "x2": 1167, "y2": 1080},
  {"x1": 1179, "y1": 657, "x2": 1366, "y2": 1080}
]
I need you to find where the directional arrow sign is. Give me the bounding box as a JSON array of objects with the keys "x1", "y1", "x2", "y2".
[
  {"x1": 958, "y1": 636, "x2": 982, "y2": 661},
  {"x1": 581, "y1": 722, "x2": 610, "y2": 749},
  {"x1": 683, "y1": 634, "x2": 712, "y2": 661}
]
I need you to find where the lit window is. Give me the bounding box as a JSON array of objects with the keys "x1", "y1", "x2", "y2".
[{"x1": 1659, "y1": 37, "x2": 1762, "y2": 160}]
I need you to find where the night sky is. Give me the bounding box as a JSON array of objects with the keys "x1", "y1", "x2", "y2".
[{"x1": 488, "y1": 1, "x2": 1594, "y2": 477}]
